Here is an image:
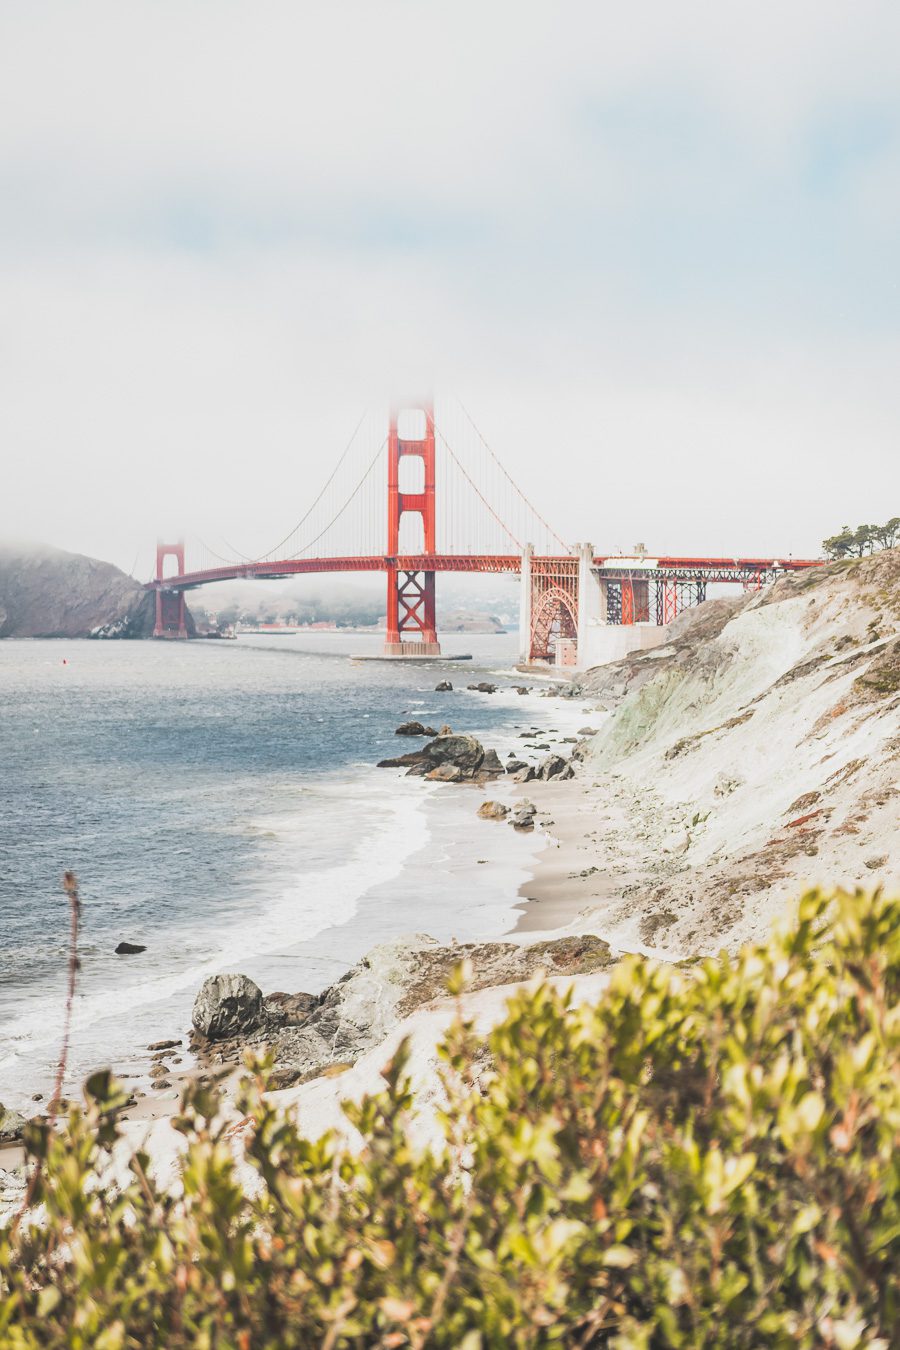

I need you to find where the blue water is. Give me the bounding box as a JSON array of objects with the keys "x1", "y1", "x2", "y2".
[{"x1": 0, "y1": 632, "x2": 571, "y2": 1110}]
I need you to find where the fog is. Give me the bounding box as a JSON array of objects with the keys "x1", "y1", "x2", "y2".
[{"x1": 2, "y1": 2, "x2": 899, "y2": 575}]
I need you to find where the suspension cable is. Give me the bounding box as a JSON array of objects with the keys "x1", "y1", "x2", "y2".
[
  {"x1": 454, "y1": 397, "x2": 571, "y2": 552},
  {"x1": 294, "y1": 437, "x2": 387, "y2": 557},
  {"x1": 435, "y1": 427, "x2": 523, "y2": 552},
  {"x1": 259, "y1": 408, "x2": 369, "y2": 561}
]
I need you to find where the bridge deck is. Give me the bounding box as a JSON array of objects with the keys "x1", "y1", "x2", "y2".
[{"x1": 149, "y1": 554, "x2": 823, "y2": 592}]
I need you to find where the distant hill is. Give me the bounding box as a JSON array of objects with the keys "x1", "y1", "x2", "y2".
[
  {"x1": 0, "y1": 543, "x2": 172, "y2": 638},
  {"x1": 440, "y1": 609, "x2": 507, "y2": 633}
]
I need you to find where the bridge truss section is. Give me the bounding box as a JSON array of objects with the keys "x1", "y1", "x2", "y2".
[{"x1": 528, "y1": 556, "x2": 579, "y2": 662}]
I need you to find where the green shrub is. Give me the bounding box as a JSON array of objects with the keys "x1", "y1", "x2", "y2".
[{"x1": 2, "y1": 889, "x2": 898, "y2": 1348}]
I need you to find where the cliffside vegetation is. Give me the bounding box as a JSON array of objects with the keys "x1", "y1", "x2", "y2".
[
  {"x1": 823, "y1": 518, "x2": 900, "y2": 559},
  {"x1": 2, "y1": 889, "x2": 897, "y2": 1347}
]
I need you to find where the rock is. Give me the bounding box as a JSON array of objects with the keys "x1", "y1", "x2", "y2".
[
  {"x1": 467, "y1": 682, "x2": 497, "y2": 694},
  {"x1": 115, "y1": 941, "x2": 146, "y2": 955},
  {"x1": 508, "y1": 800, "x2": 537, "y2": 831},
  {"x1": 578, "y1": 726, "x2": 599, "y2": 736},
  {"x1": 192, "y1": 973, "x2": 264, "y2": 1040},
  {"x1": 512, "y1": 766, "x2": 536, "y2": 782},
  {"x1": 477, "y1": 801, "x2": 509, "y2": 821},
  {"x1": 0, "y1": 1108, "x2": 27, "y2": 1143},
  {"x1": 864, "y1": 854, "x2": 889, "y2": 870},
  {"x1": 152, "y1": 1080, "x2": 172, "y2": 1091},
  {"x1": 537, "y1": 753, "x2": 569, "y2": 781},
  {"x1": 379, "y1": 731, "x2": 504, "y2": 784},
  {"x1": 425, "y1": 763, "x2": 463, "y2": 782},
  {"x1": 31, "y1": 1093, "x2": 42, "y2": 1102},
  {"x1": 477, "y1": 748, "x2": 504, "y2": 778},
  {"x1": 505, "y1": 758, "x2": 528, "y2": 774},
  {"x1": 377, "y1": 750, "x2": 427, "y2": 769},
  {"x1": 147, "y1": 1039, "x2": 180, "y2": 1052},
  {"x1": 395, "y1": 721, "x2": 438, "y2": 737},
  {"x1": 438, "y1": 724, "x2": 453, "y2": 735},
  {"x1": 515, "y1": 686, "x2": 530, "y2": 695},
  {"x1": 557, "y1": 763, "x2": 576, "y2": 781},
  {"x1": 422, "y1": 733, "x2": 485, "y2": 773},
  {"x1": 261, "y1": 932, "x2": 614, "y2": 1089},
  {"x1": 435, "y1": 681, "x2": 453, "y2": 691},
  {"x1": 263, "y1": 991, "x2": 318, "y2": 1027},
  {"x1": 149, "y1": 1063, "x2": 170, "y2": 1080}
]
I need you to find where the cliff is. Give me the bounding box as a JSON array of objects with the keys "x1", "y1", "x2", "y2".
[
  {"x1": 555, "y1": 548, "x2": 900, "y2": 954},
  {"x1": 0, "y1": 543, "x2": 171, "y2": 639}
]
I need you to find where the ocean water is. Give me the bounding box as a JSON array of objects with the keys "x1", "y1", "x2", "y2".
[{"x1": 0, "y1": 632, "x2": 575, "y2": 1111}]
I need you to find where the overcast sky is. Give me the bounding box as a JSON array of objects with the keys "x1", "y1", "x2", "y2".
[{"x1": 2, "y1": 1, "x2": 899, "y2": 575}]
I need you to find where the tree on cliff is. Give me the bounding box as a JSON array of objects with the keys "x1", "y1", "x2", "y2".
[{"x1": 823, "y1": 516, "x2": 900, "y2": 558}]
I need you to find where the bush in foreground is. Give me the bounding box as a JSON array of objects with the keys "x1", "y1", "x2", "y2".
[{"x1": 2, "y1": 889, "x2": 898, "y2": 1348}]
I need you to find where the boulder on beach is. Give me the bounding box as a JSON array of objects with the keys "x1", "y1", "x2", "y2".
[
  {"x1": 394, "y1": 721, "x2": 438, "y2": 737},
  {"x1": 467, "y1": 682, "x2": 497, "y2": 694},
  {"x1": 115, "y1": 941, "x2": 146, "y2": 955},
  {"x1": 192, "y1": 973, "x2": 264, "y2": 1040},
  {"x1": 537, "y1": 753, "x2": 569, "y2": 781},
  {"x1": 435, "y1": 680, "x2": 453, "y2": 692},
  {"x1": 477, "y1": 801, "x2": 509, "y2": 821},
  {"x1": 508, "y1": 800, "x2": 537, "y2": 831},
  {"x1": 505, "y1": 758, "x2": 527, "y2": 774},
  {"x1": 479, "y1": 748, "x2": 504, "y2": 776},
  {"x1": 263, "y1": 991, "x2": 318, "y2": 1027},
  {"x1": 425, "y1": 763, "x2": 463, "y2": 782},
  {"x1": 379, "y1": 731, "x2": 504, "y2": 783},
  {"x1": 0, "y1": 1107, "x2": 27, "y2": 1143}
]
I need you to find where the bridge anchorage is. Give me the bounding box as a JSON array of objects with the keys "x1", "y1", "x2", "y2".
[{"x1": 150, "y1": 398, "x2": 822, "y2": 666}]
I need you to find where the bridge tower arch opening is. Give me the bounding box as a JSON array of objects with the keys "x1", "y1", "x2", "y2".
[
  {"x1": 153, "y1": 540, "x2": 188, "y2": 639},
  {"x1": 527, "y1": 556, "x2": 580, "y2": 663},
  {"x1": 384, "y1": 401, "x2": 441, "y2": 657}
]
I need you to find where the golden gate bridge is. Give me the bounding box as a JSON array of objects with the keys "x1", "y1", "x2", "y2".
[{"x1": 150, "y1": 398, "x2": 820, "y2": 668}]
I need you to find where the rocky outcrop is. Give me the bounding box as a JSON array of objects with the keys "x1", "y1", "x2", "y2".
[
  {"x1": 263, "y1": 992, "x2": 319, "y2": 1027},
  {"x1": 395, "y1": 721, "x2": 438, "y2": 737},
  {"x1": 220, "y1": 932, "x2": 614, "y2": 1089},
  {"x1": 378, "y1": 732, "x2": 504, "y2": 783},
  {"x1": 192, "y1": 974, "x2": 264, "y2": 1040},
  {"x1": 0, "y1": 543, "x2": 195, "y2": 639},
  {"x1": 435, "y1": 681, "x2": 453, "y2": 692}
]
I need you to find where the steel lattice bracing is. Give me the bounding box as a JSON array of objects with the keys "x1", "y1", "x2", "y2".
[{"x1": 528, "y1": 556, "x2": 579, "y2": 662}]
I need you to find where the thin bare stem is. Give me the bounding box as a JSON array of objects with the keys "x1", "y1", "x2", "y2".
[{"x1": 10, "y1": 871, "x2": 81, "y2": 1238}]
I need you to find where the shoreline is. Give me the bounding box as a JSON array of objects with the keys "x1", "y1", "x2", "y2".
[{"x1": 1, "y1": 675, "x2": 599, "y2": 1153}]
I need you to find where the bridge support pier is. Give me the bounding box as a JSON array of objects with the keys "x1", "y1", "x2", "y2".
[
  {"x1": 383, "y1": 402, "x2": 441, "y2": 657},
  {"x1": 153, "y1": 540, "x2": 189, "y2": 639}
]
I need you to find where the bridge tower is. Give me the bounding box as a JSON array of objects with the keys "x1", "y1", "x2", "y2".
[
  {"x1": 384, "y1": 402, "x2": 441, "y2": 656},
  {"x1": 153, "y1": 540, "x2": 188, "y2": 639}
]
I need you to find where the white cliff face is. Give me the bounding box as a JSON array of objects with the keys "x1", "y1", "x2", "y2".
[{"x1": 570, "y1": 550, "x2": 900, "y2": 956}]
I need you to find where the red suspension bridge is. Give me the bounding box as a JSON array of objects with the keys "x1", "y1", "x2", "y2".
[{"x1": 150, "y1": 399, "x2": 821, "y2": 668}]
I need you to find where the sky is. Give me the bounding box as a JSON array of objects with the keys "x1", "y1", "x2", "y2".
[{"x1": 2, "y1": 0, "x2": 899, "y2": 576}]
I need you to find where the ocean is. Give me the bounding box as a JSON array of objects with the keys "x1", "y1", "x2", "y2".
[{"x1": 0, "y1": 632, "x2": 579, "y2": 1111}]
